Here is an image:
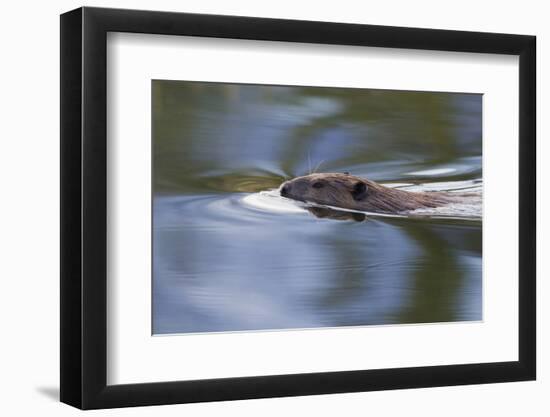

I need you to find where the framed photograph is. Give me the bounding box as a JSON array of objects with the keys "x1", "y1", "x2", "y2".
[{"x1": 60, "y1": 6, "x2": 536, "y2": 410}]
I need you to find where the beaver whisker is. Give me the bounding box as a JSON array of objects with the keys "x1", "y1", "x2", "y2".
[{"x1": 312, "y1": 160, "x2": 325, "y2": 174}]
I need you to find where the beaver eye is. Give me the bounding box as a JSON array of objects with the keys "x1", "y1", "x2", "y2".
[
  {"x1": 312, "y1": 181, "x2": 324, "y2": 189},
  {"x1": 351, "y1": 181, "x2": 368, "y2": 201}
]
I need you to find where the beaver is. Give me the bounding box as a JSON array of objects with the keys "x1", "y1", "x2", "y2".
[{"x1": 280, "y1": 173, "x2": 457, "y2": 214}]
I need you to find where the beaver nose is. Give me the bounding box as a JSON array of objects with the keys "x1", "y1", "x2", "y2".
[{"x1": 281, "y1": 184, "x2": 291, "y2": 197}]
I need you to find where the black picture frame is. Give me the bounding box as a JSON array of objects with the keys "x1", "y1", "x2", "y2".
[{"x1": 60, "y1": 6, "x2": 536, "y2": 410}]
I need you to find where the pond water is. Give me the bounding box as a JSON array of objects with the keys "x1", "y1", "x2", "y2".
[{"x1": 152, "y1": 81, "x2": 482, "y2": 335}]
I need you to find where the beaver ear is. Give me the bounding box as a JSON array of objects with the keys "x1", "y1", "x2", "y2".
[{"x1": 351, "y1": 181, "x2": 368, "y2": 201}]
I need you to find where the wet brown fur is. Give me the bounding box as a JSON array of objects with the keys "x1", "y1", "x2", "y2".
[{"x1": 280, "y1": 173, "x2": 456, "y2": 214}]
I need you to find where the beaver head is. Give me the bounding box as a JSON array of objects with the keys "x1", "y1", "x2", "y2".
[{"x1": 280, "y1": 173, "x2": 450, "y2": 214}]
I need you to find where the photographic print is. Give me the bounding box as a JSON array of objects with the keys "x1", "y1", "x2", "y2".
[{"x1": 152, "y1": 80, "x2": 482, "y2": 335}]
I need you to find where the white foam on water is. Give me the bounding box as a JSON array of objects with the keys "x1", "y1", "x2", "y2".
[
  {"x1": 242, "y1": 189, "x2": 307, "y2": 214},
  {"x1": 405, "y1": 167, "x2": 457, "y2": 176}
]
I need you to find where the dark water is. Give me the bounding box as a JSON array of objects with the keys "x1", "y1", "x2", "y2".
[{"x1": 152, "y1": 81, "x2": 482, "y2": 335}]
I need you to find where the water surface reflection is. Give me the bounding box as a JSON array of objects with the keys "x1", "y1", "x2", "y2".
[{"x1": 152, "y1": 81, "x2": 482, "y2": 334}]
